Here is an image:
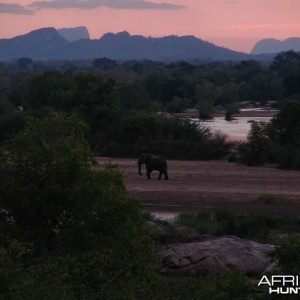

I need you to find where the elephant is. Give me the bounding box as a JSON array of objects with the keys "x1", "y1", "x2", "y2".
[{"x1": 138, "y1": 154, "x2": 168, "y2": 180}]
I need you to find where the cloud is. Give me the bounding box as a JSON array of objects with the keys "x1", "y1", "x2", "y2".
[
  {"x1": 29, "y1": 0, "x2": 184, "y2": 10},
  {"x1": 0, "y1": 3, "x2": 34, "y2": 15}
]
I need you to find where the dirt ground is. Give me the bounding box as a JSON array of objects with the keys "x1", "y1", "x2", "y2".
[{"x1": 97, "y1": 157, "x2": 300, "y2": 216}]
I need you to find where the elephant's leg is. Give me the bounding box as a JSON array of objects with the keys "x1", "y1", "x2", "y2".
[
  {"x1": 146, "y1": 165, "x2": 152, "y2": 179},
  {"x1": 146, "y1": 167, "x2": 152, "y2": 179},
  {"x1": 158, "y1": 171, "x2": 162, "y2": 180},
  {"x1": 164, "y1": 170, "x2": 169, "y2": 180}
]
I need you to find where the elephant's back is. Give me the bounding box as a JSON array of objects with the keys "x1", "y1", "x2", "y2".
[{"x1": 151, "y1": 155, "x2": 167, "y2": 168}]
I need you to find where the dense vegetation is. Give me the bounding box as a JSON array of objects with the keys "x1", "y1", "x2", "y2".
[
  {"x1": 1, "y1": 52, "x2": 300, "y2": 298},
  {"x1": 226, "y1": 51, "x2": 300, "y2": 169},
  {"x1": 232, "y1": 100, "x2": 300, "y2": 169},
  {"x1": 1, "y1": 50, "x2": 300, "y2": 161},
  {"x1": 175, "y1": 208, "x2": 300, "y2": 244},
  {"x1": 0, "y1": 114, "x2": 157, "y2": 298}
]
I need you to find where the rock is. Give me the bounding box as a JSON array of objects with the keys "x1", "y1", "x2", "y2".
[
  {"x1": 158, "y1": 236, "x2": 275, "y2": 276},
  {"x1": 263, "y1": 261, "x2": 280, "y2": 274}
]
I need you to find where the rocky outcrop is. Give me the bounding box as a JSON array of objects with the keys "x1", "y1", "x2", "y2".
[
  {"x1": 57, "y1": 27, "x2": 90, "y2": 41},
  {"x1": 251, "y1": 37, "x2": 300, "y2": 54},
  {"x1": 158, "y1": 236, "x2": 275, "y2": 276}
]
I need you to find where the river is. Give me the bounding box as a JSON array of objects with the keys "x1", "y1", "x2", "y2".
[
  {"x1": 195, "y1": 116, "x2": 272, "y2": 141},
  {"x1": 189, "y1": 108, "x2": 278, "y2": 141},
  {"x1": 151, "y1": 109, "x2": 277, "y2": 220}
]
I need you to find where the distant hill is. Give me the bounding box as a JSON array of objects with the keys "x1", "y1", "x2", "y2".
[
  {"x1": 0, "y1": 27, "x2": 272, "y2": 61},
  {"x1": 251, "y1": 37, "x2": 300, "y2": 54},
  {"x1": 57, "y1": 27, "x2": 90, "y2": 41},
  {"x1": 0, "y1": 28, "x2": 67, "y2": 61}
]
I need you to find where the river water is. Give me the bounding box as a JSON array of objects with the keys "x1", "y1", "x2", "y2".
[{"x1": 194, "y1": 116, "x2": 273, "y2": 141}]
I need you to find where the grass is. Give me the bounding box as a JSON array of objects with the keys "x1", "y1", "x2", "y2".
[
  {"x1": 154, "y1": 271, "x2": 257, "y2": 300},
  {"x1": 174, "y1": 208, "x2": 300, "y2": 243},
  {"x1": 256, "y1": 194, "x2": 285, "y2": 205}
]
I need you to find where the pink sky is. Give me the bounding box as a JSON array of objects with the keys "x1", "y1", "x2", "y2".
[{"x1": 0, "y1": 0, "x2": 300, "y2": 53}]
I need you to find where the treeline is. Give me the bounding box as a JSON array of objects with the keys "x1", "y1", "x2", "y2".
[
  {"x1": 1, "y1": 51, "x2": 300, "y2": 159},
  {"x1": 3, "y1": 50, "x2": 300, "y2": 108},
  {"x1": 231, "y1": 100, "x2": 300, "y2": 169}
]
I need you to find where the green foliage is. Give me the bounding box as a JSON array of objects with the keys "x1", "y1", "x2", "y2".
[
  {"x1": 118, "y1": 83, "x2": 152, "y2": 111},
  {"x1": 0, "y1": 114, "x2": 157, "y2": 298},
  {"x1": 153, "y1": 271, "x2": 255, "y2": 300},
  {"x1": 236, "y1": 122, "x2": 270, "y2": 165},
  {"x1": 0, "y1": 114, "x2": 95, "y2": 235},
  {"x1": 225, "y1": 102, "x2": 240, "y2": 121},
  {"x1": 175, "y1": 212, "x2": 219, "y2": 235},
  {"x1": 275, "y1": 236, "x2": 300, "y2": 275},
  {"x1": 1, "y1": 54, "x2": 300, "y2": 163},
  {"x1": 94, "y1": 57, "x2": 117, "y2": 70},
  {"x1": 269, "y1": 101, "x2": 300, "y2": 169},
  {"x1": 271, "y1": 50, "x2": 300, "y2": 73},
  {"x1": 101, "y1": 112, "x2": 230, "y2": 159},
  {"x1": 166, "y1": 96, "x2": 192, "y2": 113},
  {"x1": 0, "y1": 97, "x2": 26, "y2": 142},
  {"x1": 271, "y1": 100, "x2": 300, "y2": 147},
  {"x1": 175, "y1": 209, "x2": 300, "y2": 243},
  {"x1": 197, "y1": 99, "x2": 214, "y2": 120},
  {"x1": 233, "y1": 101, "x2": 300, "y2": 169}
]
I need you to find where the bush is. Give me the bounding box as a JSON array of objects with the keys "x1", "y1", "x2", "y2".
[
  {"x1": 175, "y1": 209, "x2": 300, "y2": 243},
  {"x1": 235, "y1": 122, "x2": 270, "y2": 165},
  {"x1": 275, "y1": 236, "x2": 300, "y2": 275},
  {"x1": 0, "y1": 114, "x2": 157, "y2": 298},
  {"x1": 100, "y1": 112, "x2": 231, "y2": 159}
]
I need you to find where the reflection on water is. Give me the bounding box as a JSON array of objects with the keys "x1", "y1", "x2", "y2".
[
  {"x1": 192, "y1": 116, "x2": 273, "y2": 141},
  {"x1": 151, "y1": 211, "x2": 178, "y2": 221}
]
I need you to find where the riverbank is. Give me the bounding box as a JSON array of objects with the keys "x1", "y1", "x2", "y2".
[
  {"x1": 172, "y1": 108, "x2": 278, "y2": 118},
  {"x1": 97, "y1": 158, "x2": 300, "y2": 216}
]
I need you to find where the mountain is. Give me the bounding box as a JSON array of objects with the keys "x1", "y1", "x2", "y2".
[
  {"x1": 0, "y1": 28, "x2": 67, "y2": 60},
  {"x1": 0, "y1": 27, "x2": 269, "y2": 61},
  {"x1": 57, "y1": 27, "x2": 90, "y2": 41},
  {"x1": 251, "y1": 37, "x2": 300, "y2": 54}
]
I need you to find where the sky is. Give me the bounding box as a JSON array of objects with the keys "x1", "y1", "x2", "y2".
[{"x1": 0, "y1": 0, "x2": 300, "y2": 53}]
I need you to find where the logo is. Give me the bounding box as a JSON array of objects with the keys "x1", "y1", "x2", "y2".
[{"x1": 258, "y1": 275, "x2": 300, "y2": 295}]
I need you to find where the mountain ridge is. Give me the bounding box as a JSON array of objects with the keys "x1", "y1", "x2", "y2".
[
  {"x1": 0, "y1": 27, "x2": 272, "y2": 61},
  {"x1": 251, "y1": 37, "x2": 300, "y2": 54},
  {"x1": 57, "y1": 27, "x2": 90, "y2": 41}
]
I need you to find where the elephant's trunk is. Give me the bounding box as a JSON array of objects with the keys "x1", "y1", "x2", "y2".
[{"x1": 138, "y1": 162, "x2": 142, "y2": 176}]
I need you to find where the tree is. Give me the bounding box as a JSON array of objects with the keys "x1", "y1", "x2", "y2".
[
  {"x1": 237, "y1": 122, "x2": 270, "y2": 165},
  {"x1": 0, "y1": 114, "x2": 95, "y2": 235},
  {"x1": 118, "y1": 83, "x2": 152, "y2": 111},
  {"x1": 0, "y1": 114, "x2": 156, "y2": 298},
  {"x1": 197, "y1": 99, "x2": 214, "y2": 120},
  {"x1": 94, "y1": 57, "x2": 117, "y2": 70},
  {"x1": 28, "y1": 71, "x2": 76, "y2": 111},
  {"x1": 225, "y1": 103, "x2": 240, "y2": 121},
  {"x1": 271, "y1": 50, "x2": 300, "y2": 73},
  {"x1": 271, "y1": 101, "x2": 300, "y2": 147}
]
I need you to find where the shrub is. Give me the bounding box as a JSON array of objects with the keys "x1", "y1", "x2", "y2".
[
  {"x1": 0, "y1": 114, "x2": 157, "y2": 298},
  {"x1": 275, "y1": 236, "x2": 300, "y2": 275}
]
